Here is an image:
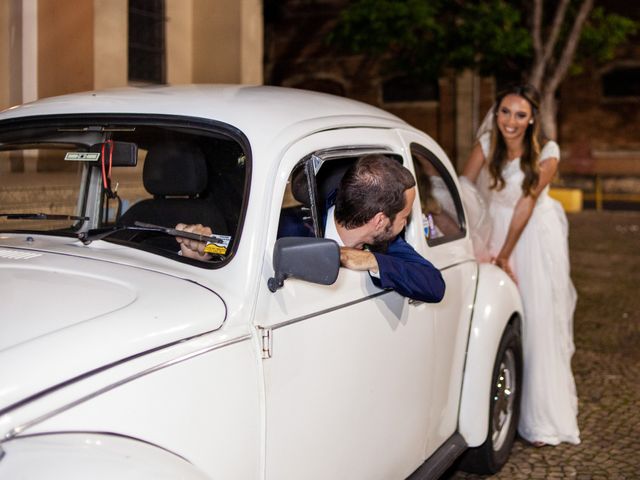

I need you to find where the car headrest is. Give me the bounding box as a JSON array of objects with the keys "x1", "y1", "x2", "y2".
[
  {"x1": 290, "y1": 166, "x2": 311, "y2": 206},
  {"x1": 290, "y1": 160, "x2": 356, "y2": 209},
  {"x1": 143, "y1": 142, "x2": 208, "y2": 197}
]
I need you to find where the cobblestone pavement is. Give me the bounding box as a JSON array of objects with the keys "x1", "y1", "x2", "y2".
[{"x1": 445, "y1": 210, "x2": 640, "y2": 480}]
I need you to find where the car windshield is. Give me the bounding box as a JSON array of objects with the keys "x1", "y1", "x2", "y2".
[{"x1": 0, "y1": 116, "x2": 249, "y2": 265}]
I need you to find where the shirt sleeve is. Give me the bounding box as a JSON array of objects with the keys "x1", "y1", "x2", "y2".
[
  {"x1": 540, "y1": 140, "x2": 560, "y2": 163},
  {"x1": 371, "y1": 236, "x2": 446, "y2": 303},
  {"x1": 368, "y1": 268, "x2": 380, "y2": 279}
]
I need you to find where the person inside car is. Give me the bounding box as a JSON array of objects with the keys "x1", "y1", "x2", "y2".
[{"x1": 176, "y1": 155, "x2": 445, "y2": 303}]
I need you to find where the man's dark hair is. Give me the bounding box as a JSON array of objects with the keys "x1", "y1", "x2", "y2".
[{"x1": 335, "y1": 154, "x2": 415, "y2": 229}]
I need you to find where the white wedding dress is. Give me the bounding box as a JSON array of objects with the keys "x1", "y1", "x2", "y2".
[{"x1": 479, "y1": 133, "x2": 581, "y2": 445}]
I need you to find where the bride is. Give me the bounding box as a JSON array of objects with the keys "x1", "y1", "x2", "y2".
[{"x1": 461, "y1": 84, "x2": 580, "y2": 446}]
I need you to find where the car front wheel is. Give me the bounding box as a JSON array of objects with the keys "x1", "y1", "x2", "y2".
[{"x1": 460, "y1": 321, "x2": 522, "y2": 474}]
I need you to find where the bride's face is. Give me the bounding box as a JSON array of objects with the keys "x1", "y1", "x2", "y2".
[{"x1": 496, "y1": 94, "x2": 533, "y2": 144}]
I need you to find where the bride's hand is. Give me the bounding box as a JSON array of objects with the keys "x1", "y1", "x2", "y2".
[{"x1": 492, "y1": 256, "x2": 517, "y2": 284}]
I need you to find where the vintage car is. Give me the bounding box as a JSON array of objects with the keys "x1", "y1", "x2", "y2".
[{"x1": 0, "y1": 85, "x2": 523, "y2": 479}]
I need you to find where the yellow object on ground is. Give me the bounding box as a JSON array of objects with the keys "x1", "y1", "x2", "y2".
[{"x1": 549, "y1": 187, "x2": 583, "y2": 213}]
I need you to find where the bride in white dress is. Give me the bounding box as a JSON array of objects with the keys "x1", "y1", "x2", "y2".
[{"x1": 462, "y1": 84, "x2": 580, "y2": 446}]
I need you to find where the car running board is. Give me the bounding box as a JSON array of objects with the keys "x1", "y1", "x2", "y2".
[{"x1": 406, "y1": 432, "x2": 468, "y2": 480}]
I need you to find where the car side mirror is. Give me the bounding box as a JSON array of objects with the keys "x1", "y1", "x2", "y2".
[{"x1": 268, "y1": 237, "x2": 340, "y2": 292}]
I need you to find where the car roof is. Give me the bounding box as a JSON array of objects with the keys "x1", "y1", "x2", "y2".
[{"x1": 0, "y1": 85, "x2": 410, "y2": 149}]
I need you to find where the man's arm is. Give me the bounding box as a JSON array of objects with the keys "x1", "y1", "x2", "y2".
[
  {"x1": 371, "y1": 236, "x2": 445, "y2": 303},
  {"x1": 340, "y1": 247, "x2": 379, "y2": 272}
]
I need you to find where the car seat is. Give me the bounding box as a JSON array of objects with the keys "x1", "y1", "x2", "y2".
[{"x1": 118, "y1": 141, "x2": 227, "y2": 250}]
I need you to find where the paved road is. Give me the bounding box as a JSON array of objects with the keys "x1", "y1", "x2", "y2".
[{"x1": 445, "y1": 210, "x2": 640, "y2": 480}]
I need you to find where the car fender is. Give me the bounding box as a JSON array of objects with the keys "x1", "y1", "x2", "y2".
[
  {"x1": 458, "y1": 263, "x2": 523, "y2": 447},
  {"x1": 0, "y1": 433, "x2": 210, "y2": 480}
]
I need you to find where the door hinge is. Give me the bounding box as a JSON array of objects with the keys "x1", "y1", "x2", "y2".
[{"x1": 260, "y1": 327, "x2": 272, "y2": 359}]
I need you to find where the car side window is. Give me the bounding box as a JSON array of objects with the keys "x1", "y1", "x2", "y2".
[
  {"x1": 276, "y1": 152, "x2": 400, "y2": 240},
  {"x1": 412, "y1": 144, "x2": 466, "y2": 246}
]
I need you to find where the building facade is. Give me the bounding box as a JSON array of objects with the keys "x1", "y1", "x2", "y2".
[
  {"x1": 1, "y1": 0, "x2": 638, "y2": 179},
  {"x1": 0, "y1": 0, "x2": 263, "y2": 111}
]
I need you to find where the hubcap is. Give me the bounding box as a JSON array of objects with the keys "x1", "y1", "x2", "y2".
[{"x1": 492, "y1": 348, "x2": 516, "y2": 451}]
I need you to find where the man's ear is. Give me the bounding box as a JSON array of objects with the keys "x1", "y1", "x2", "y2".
[{"x1": 371, "y1": 211, "x2": 389, "y2": 231}]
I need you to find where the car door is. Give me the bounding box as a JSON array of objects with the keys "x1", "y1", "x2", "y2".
[
  {"x1": 253, "y1": 128, "x2": 438, "y2": 480},
  {"x1": 398, "y1": 130, "x2": 478, "y2": 454}
]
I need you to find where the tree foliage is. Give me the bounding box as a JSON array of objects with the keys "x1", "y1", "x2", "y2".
[
  {"x1": 329, "y1": 0, "x2": 636, "y2": 83},
  {"x1": 574, "y1": 7, "x2": 638, "y2": 71}
]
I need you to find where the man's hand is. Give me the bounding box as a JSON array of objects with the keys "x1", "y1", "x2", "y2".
[
  {"x1": 175, "y1": 223, "x2": 212, "y2": 260},
  {"x1": 340, "y1": 247, "x2": 379, "y2": 273}
]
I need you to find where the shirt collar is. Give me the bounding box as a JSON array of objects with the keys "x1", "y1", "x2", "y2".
[{"x1": 325, "y1": 206, "x2": 344, "y2": 247}]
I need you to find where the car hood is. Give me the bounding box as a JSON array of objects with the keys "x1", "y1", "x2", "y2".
[{"x1": 0, "y1": 246, "x2": 226, "y2": 412}]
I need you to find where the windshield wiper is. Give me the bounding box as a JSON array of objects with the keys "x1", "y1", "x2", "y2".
[
  {"x1": 0, "y1": 212, "x2": 89, "y2": 221},
  {"x1": 79, "y1": 221, "x2": 230, "y2": 248}
]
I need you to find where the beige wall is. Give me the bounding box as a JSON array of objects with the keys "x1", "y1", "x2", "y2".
[
  {"x1": 94, "y1": 0, "x2": 127, "y2": 89},
  {"x1": 240, "y1": 0, "x2": 262, "y2": 84},
  {"x1": 168, "y1": 0, "x2": 263, "y2": 85},
  {"x1": 166, "y1": 0, "x2": 194, "y2": 85},
  {"x1": 193, "y1": 0, "x2": 239, "y2": 83},
  {"x1": 191, "y1": 0, "x2": 262, "y2": 84},
  {"x1": 0, "y1": 0, "x2": 263, "y2": 107},
  {"x1": 38, "y1": 0, "x2": 94, "y2": 99},
  {"x1": 0, "y1": 1, "x2": 10, "y2": 109},
  {"x1": 0, "y1": 0, "x2": 26, "y2": 110}
]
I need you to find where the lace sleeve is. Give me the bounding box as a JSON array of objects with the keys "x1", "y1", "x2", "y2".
[{"x1": 540, "y1": 140, "x2": 560, "y2": 162}]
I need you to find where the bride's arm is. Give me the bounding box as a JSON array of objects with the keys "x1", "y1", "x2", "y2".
[
  {"x1": 494, "y1": 156, "x2": 560, "y2": 276},
  {"x1": 461, "y1": 143, "x2": 486, "y2": 183}
]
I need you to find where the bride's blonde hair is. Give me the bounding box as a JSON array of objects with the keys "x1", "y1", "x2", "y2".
[{"x1": 488, "y1": 84, "x2": 543, "y2": 197}]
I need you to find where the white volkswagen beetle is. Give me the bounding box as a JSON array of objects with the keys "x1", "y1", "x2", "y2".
[{"x1": 0, "y1": 85, "x2": 523, "y2": 479}]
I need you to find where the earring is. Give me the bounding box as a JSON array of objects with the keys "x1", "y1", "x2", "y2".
[{"x1": 529, "y1": 119, "x2": 534, "y2": 124}]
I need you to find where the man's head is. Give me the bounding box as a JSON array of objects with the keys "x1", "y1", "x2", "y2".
[{"x1": 335, "y1": 154, "x2": 416, "y2": 249}]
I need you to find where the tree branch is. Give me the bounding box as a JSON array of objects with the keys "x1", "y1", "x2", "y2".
[
  {"x1": 530, "y1": 0, "x2": 544, "y2": 88},
  {"x1": 542, "y1": 0, "x2": 570, "y2": 66},
  {"x1": 548, "y1": 0, "x2": 594, "y2": 93},
  {"x1": 532, "y1": 0, "x2": 543, "y2": 58},
  {"x1": 530, "y1": 0, "x2": 571, "y2": 89}
]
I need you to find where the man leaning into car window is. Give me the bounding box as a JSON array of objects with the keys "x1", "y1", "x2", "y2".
[{"x1": 176, "y1": 155, "x2": 445, "y2": 303}]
